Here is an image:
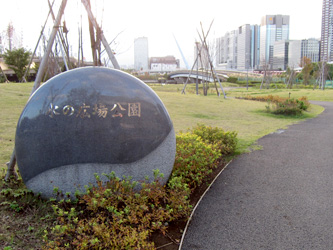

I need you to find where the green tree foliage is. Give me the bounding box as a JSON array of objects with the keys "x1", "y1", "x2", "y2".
[
  {"x1": 300, "y1": 56, "x2": 313, "y2": 85},
  {"x1": 3, "y1": 48, "x2": 31, "y2": 82}
]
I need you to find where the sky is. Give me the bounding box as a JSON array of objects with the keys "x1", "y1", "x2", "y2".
[{"x1": 0, "y1": 0, "x2": 323, "y2": 68}]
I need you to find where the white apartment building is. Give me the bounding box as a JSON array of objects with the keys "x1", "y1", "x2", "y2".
[{"x1": 134, "y1": 37, "x2": 149, "y2": 71}]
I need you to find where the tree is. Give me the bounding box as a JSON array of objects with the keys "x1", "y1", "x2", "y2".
[
  {"x1": 3, "y1": 48, "x2": 31, "y2": 82},
  {"x1": 300, "y1": 56, "x2": 313, "y2": 85},
  {"x1": 260, "y1": 57, "x2": 272, "y2": 89},
  {"x1": 286, "y1": 66, "x2": 297, "y2": 88}
]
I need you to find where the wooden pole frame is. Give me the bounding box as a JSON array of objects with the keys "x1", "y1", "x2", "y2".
[
  {"x1": 5, "y1": 0, "x2": 121, "y2": 181},
  {"x1": 0, "y1": 66, "x2": 10, "y2": 83}
]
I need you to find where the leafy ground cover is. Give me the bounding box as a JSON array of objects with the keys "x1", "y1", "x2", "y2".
[{"x1": 0, "y1": 81, "x2": 329, "y2": 249}]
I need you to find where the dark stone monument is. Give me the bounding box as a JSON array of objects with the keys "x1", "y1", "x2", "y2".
[{"x1": 15, "y1": 67, "x2": 176, "y2": 198}]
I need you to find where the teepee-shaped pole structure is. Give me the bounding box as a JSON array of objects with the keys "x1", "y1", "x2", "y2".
[
  {"x1": 181, "y1": 21, "x2": 226, "y2": 98},
  {"x1": 5, "y1": 0, "x2": 120, "y2": 181}
]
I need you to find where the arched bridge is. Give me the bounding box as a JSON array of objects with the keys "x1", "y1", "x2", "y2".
[{"x1": 168, "y1": 70, "x2": 229, "y2": 84}]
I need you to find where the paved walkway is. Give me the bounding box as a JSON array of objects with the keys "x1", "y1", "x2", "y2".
[{"x1": 182, "y1": 101, "x2": 333, "y2": 250}]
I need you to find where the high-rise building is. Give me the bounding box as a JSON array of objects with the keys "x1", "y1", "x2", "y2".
[
  {"x1": 302, "y1": 38, "x2": 320, "y2": 63},
  {"x1": 320, "y1": 0, "x2": 332, "y2": 61},
  {"x1": 216, "y1": 30, "x2": 238, "y2": 69},
  {"x1": 216, "y1": 26, "x2": 260, "y2": 71},
  {"x1": 134, "y1": 37, "x2": 149, "y2": 71},
  {"x1": 273, "y1": 40, "x2": 289, "y2": 70},
  {"x1": 272, "y1": 39, "x2": 320, "y2": 70},
  {"x1": 260, "y1": 15, "x2": 290, "y2": 68},
  {"x1": 237, "y1": 24, "x2": 252, "y2": 70},
  {"x1": 250, "y1": 25, "x2": 261, "y2": 70},
  {"x1": 288, "y1": 40, "x2": 302, "y2": 68}
]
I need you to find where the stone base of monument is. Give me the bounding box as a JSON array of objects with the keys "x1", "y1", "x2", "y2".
[
  {"x1": 26, "y1": 128, "x2": 175, "y2": 198},
  {"x1": 15, "y1": 67, "x2": 176, "y2": 199}
]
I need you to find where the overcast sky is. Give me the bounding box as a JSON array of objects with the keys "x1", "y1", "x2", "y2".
[{"x1": 0, "y1": 0, "x2": 322, "y2": 68}]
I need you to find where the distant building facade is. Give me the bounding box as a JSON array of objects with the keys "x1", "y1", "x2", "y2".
[
  {"x1": 216, "y1": 30, "x2": 238, "y2": 69},
  {"x1": 260, "y1": 15, "x2": 290, "y2": 68},
  {"x1": 288, "y1": 40, "x2": 302, "y2": 68},
  {"x1": 216, "y1": 25, "x2": 259, "y2": 70},
  {"x1": 302, "y1": 38, "x2": 320, "y2": 63},
  {"x1": 250, "y1": 25, "x2": 261, "y2": 70},
  {"x1": 237, "y1": 24, "x2": 252, "y2": 71},
  {"x1": 134, "y1": 37, "x2": 149, "y2": 71},
  {"x1": 272, "y1": 39, "x2": 319, "y2": 70},
  {"x1": 216, "y1": 15, "x2": 291, "y2": 71},
  {"x1": 214, "y1": 14, "x2": 321, "y2": 72},
  {"x1": 273, "y1": 40, "x2": 289, "y2": 70},
  {"x1": 149, "y1": 56, "x2": 180, "y2": 72},
  {"x1": 320, "y1": 0, "x2": 333, "y2": 61}
]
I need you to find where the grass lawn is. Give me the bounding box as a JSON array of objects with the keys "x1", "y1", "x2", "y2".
[
  {"x1": 0, "y1": 82, "x2": 329, "y2": 168},
  {"x1": 0, "y1": 81, "x2": 330, "y2": 249},
  {"x1": 150, "y1": 83, "x2": 326, "y2": 152}
]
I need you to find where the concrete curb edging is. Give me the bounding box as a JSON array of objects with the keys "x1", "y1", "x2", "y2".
[{"x1": 178, "y1": 160, "x2": 233, "y2": 250}]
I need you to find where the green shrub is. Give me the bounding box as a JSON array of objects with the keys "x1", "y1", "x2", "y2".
[
  {"x1": 171, "y1": 133, "x2": 222, "y2": 190},
  {"x1": 267, "y1": 98, "x2": 309, "y2": 115},
  {"x1": 241, "y1": 95, "x2": 310, "y2": 115},
  {"x1": 44, "y1": 172, "x2": 191, "y2": 249},
  {"x1": 227, "y1": 77, "x2": 238, "y2": 83},
  {"x1": 190, "y1": 123, "x2": 238, "y2": 156}
]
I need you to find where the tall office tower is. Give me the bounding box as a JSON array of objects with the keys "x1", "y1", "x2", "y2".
[
  {"x1": 237, "y1": 24, "x2": 252, "y2": 70},
  {"x1": 320, "y1": 0, "x2": 333, "y2": 61},
  {"x1": 250, "y1": 25, "x2": 261, "y2": 70},
  {"x1": 260, "y1": 15, "x2": 290, "y2": 68},
  {"x1": 134, "y1": 37, "x2": 149, "y2": 71}
]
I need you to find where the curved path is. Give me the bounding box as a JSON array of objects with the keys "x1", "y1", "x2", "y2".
[{"x1": 182, "y1": 101, "x2": 333, "y2": 249}]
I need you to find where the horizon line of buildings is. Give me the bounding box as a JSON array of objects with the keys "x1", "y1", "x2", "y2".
[
  {"x1": 135, "y1": 14, "x2": 322, "y2": 73},
  {"x1": 214, "y1": 14, "x2": 320, "y2": 72}
]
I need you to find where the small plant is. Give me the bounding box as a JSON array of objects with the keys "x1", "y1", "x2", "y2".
[
  {"x1": 44, "y1": 172, "x2": 191, "y2": 249},
  {"x1": 0, "y1": 177, "x2": 47, "y2": 213}
]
